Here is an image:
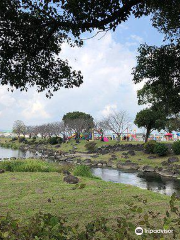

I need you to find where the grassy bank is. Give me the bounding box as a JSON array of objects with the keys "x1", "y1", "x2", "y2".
[
  {"x1": 0, "y1": 158, "x2": 179, "y2": 239},
  {"x1": 0, "y1": 172, "x2": 173, "y2": 225}
]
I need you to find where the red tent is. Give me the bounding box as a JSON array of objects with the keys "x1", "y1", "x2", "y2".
[{"x1": 165, "y1": 133, "x2": 173, "y2": 136}]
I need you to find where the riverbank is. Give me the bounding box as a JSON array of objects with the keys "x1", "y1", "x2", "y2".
[{"x1": 1, "y1": 137, "x2": 180, "y2": 180}]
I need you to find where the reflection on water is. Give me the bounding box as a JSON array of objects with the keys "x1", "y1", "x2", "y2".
[
  {"x1": 0, "y1": 146, "x2": 34, "y2": 159},
  {"x1": 92, "y1": 168, "x2": 180, "y2": 197}
]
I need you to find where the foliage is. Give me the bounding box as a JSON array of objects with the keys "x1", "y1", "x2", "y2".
[
  {"x1": 1, "y1": 0, "x2": 179, "y2": 96},
  {"x1": 154, "y1": 143, "x2": 169, "y2": 156},
  {"x1": 18, "y1": 137, "x2": 27, "y2": 143},
  {"x1": 133, "y1": 43, "x2": 180, "y2": 115},
  {"x1": 11, "y1": 137, "x2": 18, "y2": 141},
  {"x1": 144, "y1": 140, "x2": 157, "y2": 154},
  {"x1": 85, "y1": 141, "x2": 97, "y2": 152},
  {"x1": 0, "y1": 160, "x2": 60, "y2": 172},
  {"x1": 134, "y1": 108, "x2": 166, "y2": 142},
  {"x1": 172, "y1": 140, "x2": 180, "y2": 155},
  {"x1": 73, "y1": 165, "x2": 95, "y2": 178},
  {"x1": 48, "y1": 137, "x2": 62, "y2": 145},
  {"x1": 0, "y1": 193, "x2": 179, "y2": 239}
]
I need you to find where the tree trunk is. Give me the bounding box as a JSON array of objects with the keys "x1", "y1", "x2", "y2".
[
  {"x1": 145, "y1": 128, "x2": 151, "y2": 143},
  {"x1": 117, "y1": 134, "x2": 120, "y2": 142},
  {"x1": 75, "y1": 132, "x2": 80, "y2": 143}
]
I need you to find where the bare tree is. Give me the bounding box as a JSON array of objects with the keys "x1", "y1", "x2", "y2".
[
  {"x1": 103, "y1": 111, "x2": 131, "y2": 141},
  {"x1": 12, "y1": 120, "x2": 26, "y2": 138},
  {"x1": 94, "y1": 120, "x2": 108, "y2": 141}
]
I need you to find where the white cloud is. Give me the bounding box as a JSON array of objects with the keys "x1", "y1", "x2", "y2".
[
  {"x1": 130, "y1": 34, "x2": 144, "y2": 43},
  {"x1": 101, "y1": 104, "x2": 118, "y2": 117},
  {"x1": 0, "y1": 31, "x2": 143, "y2": 129}
]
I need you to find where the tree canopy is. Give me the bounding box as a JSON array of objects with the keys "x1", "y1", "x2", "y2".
[
  {"x1": 1, "y1": 0, "x2": 179, "y2": 96},
  {"x1": 134, "y1": 108, "x2": 166, "y2": 142},
  {"x1": 133, "y1": 43, "x2": 180, "y2": 114}
]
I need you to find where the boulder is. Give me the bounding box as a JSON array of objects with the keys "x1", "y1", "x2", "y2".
[
  {"x1": 161, "y1": 161, "x2": 169, "y2": 166},
  {"x1": 168, "y1": 157, "x2": 179, "y2": 163},
  {"x1": 147, "y1": 156, "x2": 156, "y2": 159},
  {"x1": 142, "y1": 166, "x2": 155, "y2": 172},
  {"x1": 63, "y1": 175, "x2": 79, "y2": 184},
  {"x1": 63, "y1": 170, "x2": 71, "y2": 175},
  {"x1": 107, "y1": 161, "x2": 113, "y2": 167},
  {"x1": 127, "y1": 150, "x2": 136, "y2": 156}
]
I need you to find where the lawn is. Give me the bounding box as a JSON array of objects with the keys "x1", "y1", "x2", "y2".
[{"x1": 0, "y1": 159, "x2": 179, "y2": 239}]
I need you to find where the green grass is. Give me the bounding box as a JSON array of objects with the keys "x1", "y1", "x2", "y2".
[
  {"x1": 0, "y1": 171, "x2": 172, "y2": 228},
  {"x1": 73, "y1": 165, "x2": 98, "y2": 178},
  {"x1": 0, "y1": 159, "x2": 72, "y2": 173}
]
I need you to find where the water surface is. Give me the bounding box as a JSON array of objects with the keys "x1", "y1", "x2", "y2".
[{"x1": 92, "y1": 168, "x2": 180, "y2": 196}]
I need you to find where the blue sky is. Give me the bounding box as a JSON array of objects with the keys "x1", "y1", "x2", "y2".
[{"x1": 0, "y1": 15, "x2": 165, "y2": 130}]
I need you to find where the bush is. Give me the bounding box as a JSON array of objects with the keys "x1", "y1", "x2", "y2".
[
  {"x1": 11, "y1": 137, "x2": 18, "y2": 141},
  {"x1": 144, "y1": 140, "x2": 157, "y2": 154},
  {"x1": 48, "y1": 137, "x2": 63, "y2": 145},
  {"x1": 73, "y1": 165, "x2": 95, "y2": 178},
  {"x1": 19, "y1": 137, "x2": 27, "y2": 143},
  {"x1": 172, "y1": 140, "x2": 180, "y2": 155},
  {"x1": 154, "y1": 143, "x2": 168, "y2": 156},
  {"x1": 85, "y1": 141, "x2": 97, "y2": 152}
]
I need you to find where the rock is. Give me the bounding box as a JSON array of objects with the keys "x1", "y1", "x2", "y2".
[
  {"x1": 142, "y1": 166, "x2": 155, "y2": 172},
  {"x1": 63, "y1": 175, "x2": 79, "y2": 184},
  {"x1": 147, "y1": 156, "x2": 156, "y2": 159},
  {"x1": 84, "y1": 159, "x2": 92, "y2": 163},
  {"x1": 122, "y1": 152, "x2": 128, "y2": 156},
  {"x1": 55, "y1": 144, "x2": 61, "y2": 148},
  {"x1": 161, "y1": 161, "x2": 169, "y2": 166},
  {"x1": 168, "y1": 157, "x2": 179, "y2": 163},
  {"x1": 107, "y1": 161, "x2": 113, "y2": 167},
  {"x1": 117, "y1": 162, "x2": 139, "y2": 170},
  {"x1": 97, "y1": 163, "x2": 103, "y2": 167},
  {"x1": 127, "y1": 150, "x2": 135, "y2": 156},
  {"x1": 125, "y1": 160, "x2": 131, "y2": 163},
  {"x1": 63, "y1": 170, "x2": 71, "y2": 175},
  {"x1": 159, "y1": 170, "x2": 175, "y2": 177},
  {"x1": 0, "y1": 169, "x2": 5, "y2": 174}
]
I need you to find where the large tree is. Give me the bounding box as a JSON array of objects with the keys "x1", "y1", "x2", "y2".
[
  {"x1": 63, "y1": 111, "x2": 94, "y2": 142},
  {"x1": 133, "y1": 43, "x2": 180, "y2": 115},
  {"x1": 12, "y1": 120, "x2": 26, "y2": 138},
  {"x1": 134, "y1": 108, "x2": 166, "y2": 142},
  {"x1": 1, "y1": 0, "x2": 179, "y2": 96}
]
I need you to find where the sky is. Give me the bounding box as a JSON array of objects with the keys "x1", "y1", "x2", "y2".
[{"x1": 0, "y1": 15, "x2": 165, "y2": 130}]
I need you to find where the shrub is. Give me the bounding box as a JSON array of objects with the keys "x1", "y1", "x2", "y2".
[
  {"x1": 172, "y1": 140, "x2": 180, "y2": 155},
  {"x1": 48, "y1": 137, "x2": 63, "y2": 145},
  {"x1": 73, "y1": 165, "x2": 95, "y2": 178},
  {"x1": 85, "y1": 141, "x2": 97, "y2": 152},
  {"x1": 11, "y1": 137, "x2": 18, "y2": 141},
  {"x1": 19, "y1": 137, "x2": 27, "y2": 143},
  {"x1": 154, "y1": 143, "x2": 168, "y2": 156},
  {"x1": 144, "y1": 140, "x2": 157, "y2": 154}
]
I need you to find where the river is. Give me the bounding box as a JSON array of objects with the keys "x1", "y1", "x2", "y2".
[
  {"x1": 92, "y1": 168, "x2": 180, "y2": 197},
  {"x1": 0, "y1": 146, "x2": 179, "y2": 196}
]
